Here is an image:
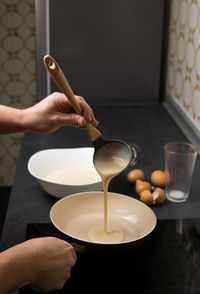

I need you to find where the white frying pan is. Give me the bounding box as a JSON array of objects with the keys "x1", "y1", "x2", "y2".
[{"x1": 50, "y1": 191, "x2": 157, "y2": 253}]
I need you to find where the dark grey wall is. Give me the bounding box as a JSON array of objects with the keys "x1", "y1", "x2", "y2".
[
  {"x1": 35, "y1": 0, "x2": 48, "y2": 100},
  {"x1": 37, "y1": 0, "x2": 165, "y2": 104}
]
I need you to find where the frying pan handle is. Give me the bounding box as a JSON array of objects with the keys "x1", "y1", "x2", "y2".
[{"x1": 43, "y1": 55, "x2": 101, "y2": 142}]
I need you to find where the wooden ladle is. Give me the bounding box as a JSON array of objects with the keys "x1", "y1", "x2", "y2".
[{"x1": 43, "y1": 55, "x2": 135, "y2": 171}]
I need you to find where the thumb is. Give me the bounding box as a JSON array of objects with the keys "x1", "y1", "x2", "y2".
[{"x1": 60, "y1": 113, "x2": 86, "y2": 128}]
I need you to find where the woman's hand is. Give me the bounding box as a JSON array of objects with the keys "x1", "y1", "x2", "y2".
[
  {"x1": 0, "y1": 237, "x2": 77, "y2": 293},
  {"x1": 22, "y1": 92, "x2": 99, "y2": 133},
  {"x1": 28, "y1": 237, "x2": 77, "y2": 292}
]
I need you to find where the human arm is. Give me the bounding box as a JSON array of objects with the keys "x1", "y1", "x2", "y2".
[
  {"x1": 0, "y1": 92, "x2": 98, "y2": 134},
  {"x1": 0, "y1": 237, "x2": 77, "y2": 293},
  {"x1": 0, "y1": 104, "x2": 24, "y2": 134}
]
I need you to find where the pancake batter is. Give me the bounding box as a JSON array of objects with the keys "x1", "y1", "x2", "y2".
[
  {"x1": 88, "y1": 143, "x2": 129, "y2": 243},
  {"x1": 45, "y1": 168, "x2": 100, "y2": 185}
]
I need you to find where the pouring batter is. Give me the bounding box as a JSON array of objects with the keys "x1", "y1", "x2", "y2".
[
  {"x1": 88, "y1": 143, "x2": 130, "y2": 243},
  {"x1": 43, "y1": 55, "x2": 132, "y2": 243},
  {"x1": 44, "y1": 55, "x2": 131, "y2": 243}
]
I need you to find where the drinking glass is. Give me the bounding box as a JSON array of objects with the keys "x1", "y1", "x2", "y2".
[{"x1": 164, "y1": 142, "x2": 198, "y2": 202}]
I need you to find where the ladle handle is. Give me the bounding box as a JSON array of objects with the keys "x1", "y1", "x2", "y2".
[{"x1": 43, "y1": 55, "x2": 101, "y2": 142}]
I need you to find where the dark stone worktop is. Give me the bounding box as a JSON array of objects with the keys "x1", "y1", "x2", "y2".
[{"x1": 1, "y1": 103, "x2": 200, "y2": 251}]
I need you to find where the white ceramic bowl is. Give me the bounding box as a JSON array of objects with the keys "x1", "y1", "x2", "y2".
[{"x1": 28, "y1": 148, "x2": 102, "y2": 199}]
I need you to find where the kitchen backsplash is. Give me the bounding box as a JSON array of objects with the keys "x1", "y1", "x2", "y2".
[
  {"x1": 166, "y1": 0, "x2": 200, "y2": 132},
  {"x1": 0, "y1": 0, "x2": 36, "y2": 185}
]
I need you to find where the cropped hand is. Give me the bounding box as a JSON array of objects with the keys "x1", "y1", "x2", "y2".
[
  {"x1": 22, "y1": 92, "x2": 99, "y2": 133},
  {"x1": 29, "y1": 237, "x2": 77, "y2": 292},
  {"x1": 0, "y1": 237, "x2": 77, "y2": 293}
]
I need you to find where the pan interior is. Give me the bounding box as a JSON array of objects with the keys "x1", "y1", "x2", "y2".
[{"x1": 50, "y1": 192, "x2": 157, "y2": 245}]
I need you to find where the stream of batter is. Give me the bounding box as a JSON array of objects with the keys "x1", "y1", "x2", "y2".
[{"x1": 88, "y1": 145, "x2": 129, "y2": 243}]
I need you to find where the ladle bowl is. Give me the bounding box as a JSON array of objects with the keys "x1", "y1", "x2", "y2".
[{"x1": 50, "y1": 191, "x2": 157, "y2": 253}]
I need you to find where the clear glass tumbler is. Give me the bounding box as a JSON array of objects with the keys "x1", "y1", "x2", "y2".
[{"x1": 164, "y1": 142, "x2": 198, "y2": 202}]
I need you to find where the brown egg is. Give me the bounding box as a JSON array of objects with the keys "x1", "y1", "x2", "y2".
[
  {"x1": 135, "y1": 180, "x2": 151, "y2": 194},
  {"x1": 139, "y1": 190, "x2": 153, "y2": 205},
  {"x1": 127, "y1": 169, "x2": 145, "y2": 184},
  {"x1": 151, "y1": 170, "x2": 166, "y2": 187},
  {"x1": 152, "y1": 188, "x2": 166, "y2": 204}
]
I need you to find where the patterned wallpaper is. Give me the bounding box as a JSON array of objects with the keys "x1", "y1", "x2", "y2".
[
  {"x1": 0, "y1": 0, "x2": 36, "y2": 185},
  {"x1": 166, "y1": 0, "x2": 200, "y2": 131}
]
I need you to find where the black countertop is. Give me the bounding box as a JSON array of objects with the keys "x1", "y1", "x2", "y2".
[{"x1": 1, "y1": 103, "x2": 200, "y2": 293}]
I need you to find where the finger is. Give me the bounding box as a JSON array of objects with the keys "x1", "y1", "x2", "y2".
[
  {"x1": 72, "y1": 249, "x2": 77, "y2": 263},
  {"x1": 90, "y1": 114, "x2": 99, "y2": 127},
  {"x1": 81, "y1": 105, "x2": 99, "y2": 126},
  {"x1": 58, "y1": 113, "x2": 86, "y2": 127},
  {"x1": 63, "y1": 241, "x2": 77, "y2": 263},
  {"x1": 67, "y1": 244, "x2": 77, "y2": 265},
  {"x1": 73, "y1": 115, "x2": 86, "y2": 127},
  {"x1": 76, "y1": 96, "x2": 98, "y2": 125},
  {"x1": 65, "y1": 270, "x2": 71, "y2": 281},
  {"x1": 76, "y1": 97, "x2": 92, "y2": 120}
]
